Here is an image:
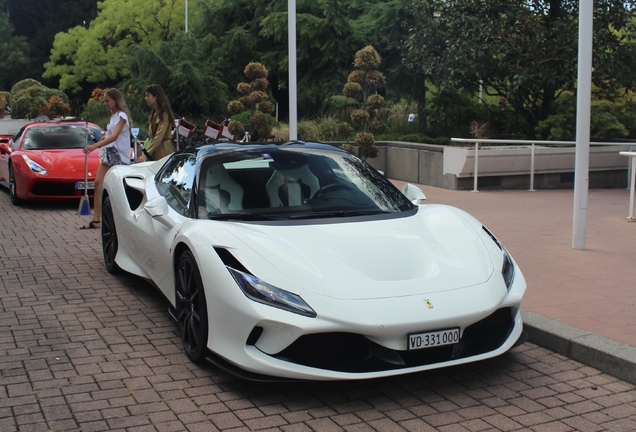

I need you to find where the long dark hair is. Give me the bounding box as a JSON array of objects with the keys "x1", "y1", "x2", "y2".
[{"x1": 146, "y1": 84, "x2": 175, "y2": 127}]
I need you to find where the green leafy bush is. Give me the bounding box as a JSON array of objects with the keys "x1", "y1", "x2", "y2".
[
  {"x1": 1, "y1": 91, "x2": 10, "y2": 107},
  {"x1": 297, "y1": 120, "x2": 321, "y2": 141},
  {"x1": 9, "y1": 79, "x2": 69, "y2": 119},
  {"x1": 11, "y1": 85, "x2": 48, "y2": 119},
  {"x1": 81, "y1": 99, "x2": 111, "y2": 130},
  {"x1": 0, "y1": 93, "x2": 7, "y2": 114},
  {"x1": 535, "y1": 93, "x2": 629, "y2": 141},
  {"x1": 316, "y1": 116, "x2": 340, "y2": 141}
]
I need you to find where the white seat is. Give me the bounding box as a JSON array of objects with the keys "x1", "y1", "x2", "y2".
[
  {"x1": 204, "y1": 164, "x2": 244, "y2": 213},
  {"x1": 266, "y1": 165, "x2": 320, "y2": 207}
]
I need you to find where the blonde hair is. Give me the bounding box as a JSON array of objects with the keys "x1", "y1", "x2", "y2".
[{"x1": 105, "y1": 88, "x2": 133, "y2": 128}]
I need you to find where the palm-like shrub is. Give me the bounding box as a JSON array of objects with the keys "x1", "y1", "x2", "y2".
[
  {"x1": 337, "y1": 45, "x2": 386, "y2": 160},
  {"x1": 227, "y1": 62, "x2": 277, "y2": 141}
]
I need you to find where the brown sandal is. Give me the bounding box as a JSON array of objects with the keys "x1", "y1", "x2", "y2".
[{"x1": 79, "y1": 220, "x2": 100, "y2": 230}]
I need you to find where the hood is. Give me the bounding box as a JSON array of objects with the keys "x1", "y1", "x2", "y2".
[
  {"x1": 223, "y1": 205, "x2": 495, "y2": 300},
  {"x1": 24, "y1": 149, "x2": 100, "y2": 174}
]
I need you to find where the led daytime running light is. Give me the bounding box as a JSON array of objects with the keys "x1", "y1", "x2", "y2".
[
  {"x1": 228, "y1": 267, "x2": 316, "y2": 318},
  {"x1": 22, "y1": 155, "x2": 47, "y2": 175},
  {"x1": 483, "y1": 226, "x2": 515, "y2": 291}
]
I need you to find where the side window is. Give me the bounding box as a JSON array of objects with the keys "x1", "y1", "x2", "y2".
[
  {"x1": 155, "y1": 154, "x2": 197, "y2": 216},
  {"x1": 11, "y1": 127, "x2": 24, "y2": 150}
]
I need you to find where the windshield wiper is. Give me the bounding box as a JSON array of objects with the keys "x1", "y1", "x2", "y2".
[
  {"x1": 208, "y1": 213, "x2": 283, "y2": 221},
  {"x1": 288, "y1": 210, "x2": 389, "y2": 220}
]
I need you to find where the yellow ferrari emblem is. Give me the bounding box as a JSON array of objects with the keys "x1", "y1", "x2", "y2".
[{"x1": 424, "y1": 299, "x2": 434, "y2": 309}]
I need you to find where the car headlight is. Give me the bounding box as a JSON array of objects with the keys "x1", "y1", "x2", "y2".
[
  {"x1": 22, "y1": 155, "x2": 47, "y2": 175},
  {"x1": 483, "y1": 226, "x2": 515, "y2": 291},
  {"x1": 227, "y1": 267, "x2": 317, "y2": 318},
  {"x1": 501, "y1": 247, "x2": 515, "y2": 290}
]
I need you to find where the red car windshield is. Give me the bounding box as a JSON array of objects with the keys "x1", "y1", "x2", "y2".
[{"x1": 23, "y1": 125, "x2": 101, "y2": 150}]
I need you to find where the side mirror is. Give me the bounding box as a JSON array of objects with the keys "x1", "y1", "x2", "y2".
[
  {"x1": 402, "y1": 183, "x2": 426, "y2": 204},
  {"x1": 0, "y1": 141, "x2": 10, "y2": 155},
  {"x1": 144, "y1": 195, "x2": 176, "y2": 228}
]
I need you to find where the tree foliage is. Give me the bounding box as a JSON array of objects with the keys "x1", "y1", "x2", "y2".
[
  {"x1": 0, "y1": 1, "x2": 34, "y2": 91},
  {"x1": 10, "y1": 78, "x2": 70, "y2": 119},
  {"x1": 341, "y1": 45, "x2": 385, "y2": 159},
  {"x1": 2, "y1": 0, "x2": 98, "y2": 89},
  {"x1": 125, "y1": 33, "x2": 229, "y2": 117},
  {"x1": 44, "y1": 0, "x2": 192, "y2": 93},
  {"x1": 36, "y1": 0, "x2": 427, "y2": 125},
  {"x1": 404, "y1": 0, "x2": 636, "y2": 137},
  {"x1": 227, "y1": 62, "x2": 277, "y2": 141}
]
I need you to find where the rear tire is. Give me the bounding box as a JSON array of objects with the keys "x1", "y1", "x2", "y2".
[
  {"x1": 8, "y1": 164, "x2": 22, "y2": 205},
  {"x1": 176, "y1": 250, "x2": 209, "y2": 363},
  {"x1": 101, "y1": 196, "x2": 120, "y2": 273}
]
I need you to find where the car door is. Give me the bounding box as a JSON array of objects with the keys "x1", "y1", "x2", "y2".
[
  {"x1": 0, "y1": 137, "x2": 10, "y2": 183},
  {"x1": 140, "y1": 153, "x2": 198, "y2": 297},
  {"x1": 0, "y1": 127, "x2": 24, "y2": 184}
]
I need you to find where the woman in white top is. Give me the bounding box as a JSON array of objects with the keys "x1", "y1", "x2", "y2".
[{"x1": 80, "y1": 88, "x2": 132, "y2": 229}]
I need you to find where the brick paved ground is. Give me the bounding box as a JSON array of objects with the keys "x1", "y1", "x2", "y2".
[{"x1": 1, "y1": 192, "x2": 636, "y2": 431}]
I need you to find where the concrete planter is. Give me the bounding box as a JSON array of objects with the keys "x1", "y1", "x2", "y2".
[
  {"x1": 443, "y1": 144, "x2": 633, "y2": 177},
  {"x1": 354, "y1": 141, "x2": 635, "y2": 190}
]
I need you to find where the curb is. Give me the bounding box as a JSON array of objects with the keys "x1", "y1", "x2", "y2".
[{"x1": 521, "y1": 310, "x2": 636, "y2": 385}]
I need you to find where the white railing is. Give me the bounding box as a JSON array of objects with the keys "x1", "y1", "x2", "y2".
[
  {"x1": 450, "y1": 138, "x2": 636, "y2": 193},
  {"x1": 619, "y1": 152, "x2": 636, "y2": 220}
]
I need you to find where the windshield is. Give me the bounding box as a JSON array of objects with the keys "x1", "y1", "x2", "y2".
[
  {"x1": 23, "y1": 125, "x2": 102, "y2": 150},
  {"x1": 196, "y1": 147, "x2": 415, "y2": 220}
]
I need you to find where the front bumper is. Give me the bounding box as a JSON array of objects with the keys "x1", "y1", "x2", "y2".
[{"x1": 196, "y1": 247, "x2": 527, "y2": 381}]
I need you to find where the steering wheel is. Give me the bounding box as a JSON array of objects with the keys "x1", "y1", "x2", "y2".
[{"x1": 312, "y1": 183, "x2": 351, "y2": 200}]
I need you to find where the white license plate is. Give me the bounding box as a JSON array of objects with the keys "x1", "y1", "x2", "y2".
[
  {"x1": 408, "y1": 328, "x2": 460, "y2": 350},
  {"x1": 76, "y1": 181, "x2": 95, "y2": 190}
]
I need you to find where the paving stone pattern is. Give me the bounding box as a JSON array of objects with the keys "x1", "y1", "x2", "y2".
[{"x1": 1, "y1": 193, "x2": 636, "y2": 432}]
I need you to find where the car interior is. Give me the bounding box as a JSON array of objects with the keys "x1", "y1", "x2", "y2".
[
  {"x1": 23, "y1": 126, "x2": 92, "y2": 150},
  {"x1": 196, "y1": 152, "x2": 331, "y2": 218}
]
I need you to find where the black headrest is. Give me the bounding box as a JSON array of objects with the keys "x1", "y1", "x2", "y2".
[{"x1": 269, "y1": 152, "x2": 308, "y2": 170}]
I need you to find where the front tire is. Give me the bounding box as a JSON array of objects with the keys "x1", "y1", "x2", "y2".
[
  {"x1": 176, "y1": 250, "x2": 209, "y2": 363},
  {"x1": 101, "y1": 196, "x2": 120, "y2": 273},
  {"x1": 8, "y1": 164, "x2": 22, "y2": 205}
]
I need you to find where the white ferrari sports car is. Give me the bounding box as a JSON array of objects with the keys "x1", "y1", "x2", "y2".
[{"x1": 100, "y1": 141, "x2": 527, "y2": 381}]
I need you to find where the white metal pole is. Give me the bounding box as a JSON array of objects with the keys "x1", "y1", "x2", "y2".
[
  {"x1": 473, "y1": 142, "x2": 479, "y2": 192},
  {"x1": 529, "y1": 143, "x2": 536, "y2": 191},
  {"x1": 288, "y1": 0, "x2": 298, "y2": 141},
  {"x1": 572, "y1": 1, "x2": 593, "y2": 250},
  {"x1": 629, "y1": 156, "x2": 635, "y2": 219},
  {"x1": 185, "y1": 0, "x2": 188, "y2": 33}
]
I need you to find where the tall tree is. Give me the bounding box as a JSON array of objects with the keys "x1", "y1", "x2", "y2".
[
  {"x1": 4, "y1": 0, "x2": 98, "y2": 86},
  {"x1": 125, "y1": 33, "x2": 230, "y2": 117},
  {"x1": 0, "y1": 1, "x2": 33, "y2": 90},
  {"x1": 354, "y1": 0, "x2": 427, "y2": 126},
  {"x1": 43, "y1": 0, "x2": 191, "y2": 93},
  {"x1": 404, "y1": 0, "x2": 636, "y2": 137}
]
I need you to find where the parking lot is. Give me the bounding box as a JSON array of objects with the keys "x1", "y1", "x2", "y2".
[{"x1": 1, "y1": 189, "x2": 636, "y2": 432}]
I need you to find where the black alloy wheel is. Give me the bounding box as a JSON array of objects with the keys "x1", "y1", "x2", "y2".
[
  {"x1": 8, "y1": 163, "x2": 22, "y2": 205},
  {"x1": 101, "y1": 196, "x2": 120, "y2": 273},
  {"x1": 176, "y1": 250, "x2": 209, "y2": 363}
]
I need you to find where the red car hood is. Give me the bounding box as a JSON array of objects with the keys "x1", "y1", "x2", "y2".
[{"x1": 24, "y1": 149, "x2": 100, "y2": 174}]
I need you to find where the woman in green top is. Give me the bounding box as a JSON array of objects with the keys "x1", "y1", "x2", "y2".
[{"x1": 143, "y1": 84, "x2": 175, "y2": 161}]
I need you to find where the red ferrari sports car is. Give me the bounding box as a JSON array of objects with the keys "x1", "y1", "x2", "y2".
[{"x1": 0, "y1": 120, "x2": 104, "y2": 205}]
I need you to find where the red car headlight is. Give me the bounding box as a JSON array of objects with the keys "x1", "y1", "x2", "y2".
[{"x1": 21, "y1": 155, "x2": 47, "y2": 175}]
